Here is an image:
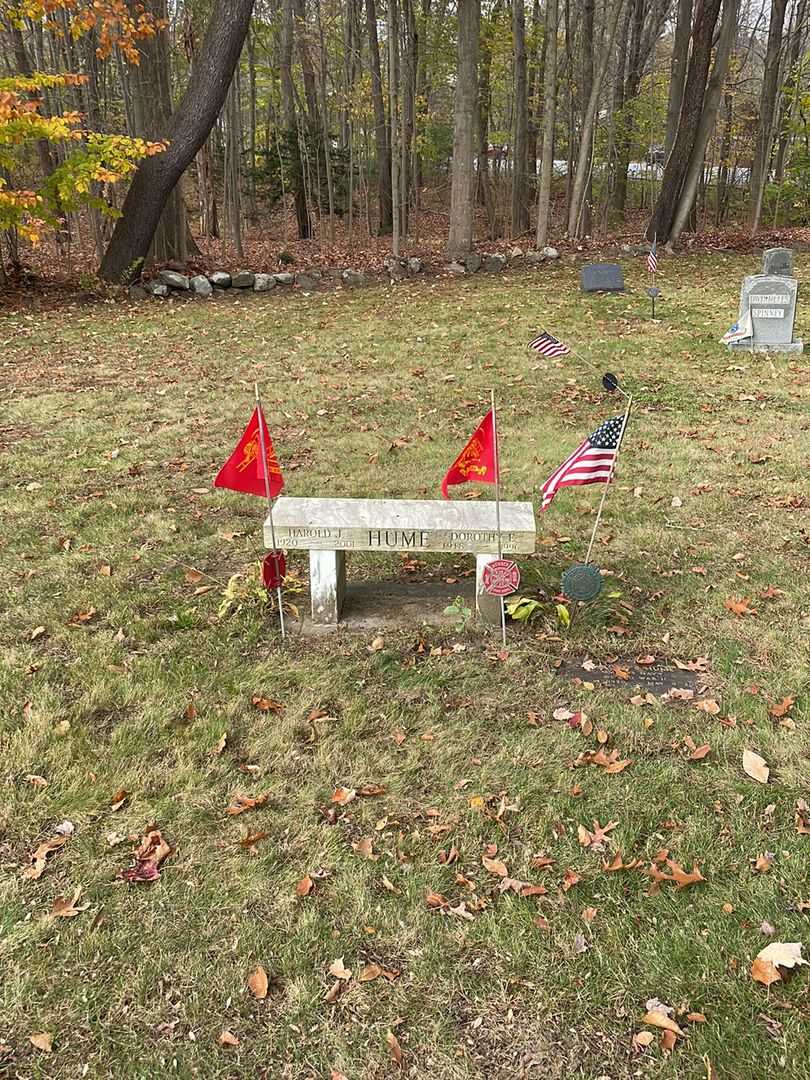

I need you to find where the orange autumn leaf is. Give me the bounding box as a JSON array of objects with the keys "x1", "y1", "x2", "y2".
[
  {"x1": 482, "y1": 855, "x2": 508, "y2": 877},
  {"x1": 725, "y1": 596, "x2": 757, "y2": 617},
  {"x1": 386, "y1": 1030, "x2": 403, "y2": 1067},
  {"x1": 331, "y1": 786, "x2": 356, "y2": 805},
  {"x1": 642, "y1": 1010, "x2": 685, "y2": 1037},
  {"x1": 769, "y1": 696, "x2": 795, "y2": 718},
  {"x1": 248, "y1": 965, "x2": 268, "y2": 1000},
  {"x1": 562, "y1": 868, "x2": 581, "y2": 891},
  {"x1": 226, "y1": 792, "x2": 269, "y2": 815},
  {"x1": 296, "y1": 875, "x2": 315, "y2": 897},
  {"x1": 252, "y1": 695, "x2": 284, "y2": 712}
]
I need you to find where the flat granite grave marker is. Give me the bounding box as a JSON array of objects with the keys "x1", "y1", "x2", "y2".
[
  {"x1": 581, "y1": 264, "x2": 625, "y2": 293},
  {"x1": 762, "y1": 247, "x2": 793, "y2": 277},
  {"x1": 265, "y1": 496, "x2": 536, "y2": 626}
]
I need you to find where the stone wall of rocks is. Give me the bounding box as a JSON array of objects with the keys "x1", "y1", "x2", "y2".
[{"x1": 128, "y1": 247, "x2": 562, "y2": 301}]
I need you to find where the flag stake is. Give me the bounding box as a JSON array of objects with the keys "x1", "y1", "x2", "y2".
[
  {"x1": 254, "y1": 382, "x2": 286, "y2": 640},
  {"x1": 584, "y1": 393, "x2": 633, "y2": 567},
  {"x1": 490, "y1": 389, "x2": 507, "y2": 647}
]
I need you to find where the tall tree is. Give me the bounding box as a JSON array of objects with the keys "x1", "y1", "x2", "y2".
[
  {"x1": 645, "y1": 0, "x2": 723, "y2": 242},
  {"x1": 748, "y1": 0, "x2": 789, "y2": 231},
  {"x1": 365, "y1": 0, "x2": 393, "y2": 233},
  {"x1": 99, "y1": 0, "x2": 255, "y2": 282},
  {"x1": 535, "y1": 0, "x2": 558, "y2": 246},
  {"x1": 448, "y1": 0, "x2": 480, "y2": 257},
  {"x1": 664, "y1": 0, "x2": 693, "y2": 158},
  {"x1": 511, "y1": 0, "x2": 530, "y2": 234},
  {"x1": 281, "y1": 0, "x2": 311, "y2": 238}
]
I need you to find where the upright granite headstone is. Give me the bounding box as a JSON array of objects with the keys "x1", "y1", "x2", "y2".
[
  {"x1": 762, "y1": 247, "x2": 793, "y2": 277},
  {"x1": 581, "y1": 264, "x2": 624, "y2": 292},
  {"x1": 729, "y1": 272, "x2": 802, "y2": 354}
]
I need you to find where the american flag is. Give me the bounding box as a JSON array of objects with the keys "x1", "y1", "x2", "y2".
[
  {"x1": 540, "y1": 414, "x2": 625, "y2": 512},
  {"x1": 528, "y1": 330, "x2": 571, "y2": 357},
  {"x1": 647, "y1": 238, "x2": 658, "y2": 275}
]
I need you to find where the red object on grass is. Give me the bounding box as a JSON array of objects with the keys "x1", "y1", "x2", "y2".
[
  {"x1": 214, "y1": 406, "x2": 284, "y2": 498},
  {"x1": 262, "y1": 550, "x2": 286, "y2": 590}
]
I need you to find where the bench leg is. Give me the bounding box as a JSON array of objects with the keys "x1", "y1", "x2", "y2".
[
  {"x1": 309, "y1": 549, "x2": 346, "y2": 625},
  {"x1": 475, "y1": 554, "x2": 503, "y2": 627}
]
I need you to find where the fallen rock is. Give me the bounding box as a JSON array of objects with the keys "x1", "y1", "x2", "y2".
[
  {"x1": 128, "y1": 284, "x2": 148, "y2": 301},
  {"x1": 407, "y1": 256, "x2": 422, "y2": 274},
  {"x1": 341, "y1": 269, "x2": 366, "y2": 287},
  {"x1": 274, "y1": 272, "x2": 295, "y2": 285},
  {"x1": 464, "y1": 253, "x2": 482, "y2": 273},
  {"x1": 448, "y1": 261, "x2": 466, "y2": 275},
  {"x1": 326, "y1": 267, "x2": 344, "y2": 281},
  {"x1": 147, "y1": 282, "x2": 169, "y2": 297},
  {"x1": 525, "y1": 250, "x2": 545, "y2": 265},
  {"x1": 483, "y1": 253, "x2": 506, "y2": 271},
  {"x1": 190, "y1": 274, "x2": 213, "y2": 297},
  {"x1": 509, "y1": 247, "x2": 524, "y2": 259},
  {"x1": 232, "y1": 271, "x2": 256, "y2": 288},
  {"x1": 209, "y1": 271, "x2": 232, "y2": 288},
  {"x1": 542, "y1": 246, "x2": 560, "y2": 260},
  {"x1": 254, "y1": 273, "x2": 276, "y2": 292},
  {"x1": 159, "y1": 269, "x2": 190, "y2": 290},
  {"x1": 295, "y1": 273, "x2": 317, "y2": 289}
]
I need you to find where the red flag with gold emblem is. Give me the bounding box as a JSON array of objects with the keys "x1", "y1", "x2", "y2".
[
  {"x1": 441, "y1": 409, "x2": 498, "y2": 498},
  {"x1": 214, "y1": 406, "x2": 284, "y2": 498}
]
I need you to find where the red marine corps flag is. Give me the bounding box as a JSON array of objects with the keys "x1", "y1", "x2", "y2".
[
  {"x1": 441, "y1": 409, "x2": 498, "y2": 498},
  {"x1": 214, "y1": 406, "x2": 285, "y2": 498}
]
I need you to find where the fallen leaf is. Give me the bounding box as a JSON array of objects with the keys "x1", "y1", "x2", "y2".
[
  {"x1": 687, "y1": 1012, "x2": 707, "y2": 1023},
  {"x1": 688, "y1": 744, "x2": 711, "y2": 761},
  {"x1": 210, "y1": 733, "x2": 227, "y2": 756},
  {"x1": 695, "y1": 698, "x2": 720, "y2": 715},
  {"x1": 633, "y1": 1031, "x2": 654, "y2": 1050},
  {"x1": 248, "y1": 965, "x2": 269, "y2": 999},
  {"x1": 22, "y1": 835, "x2": 66, "y2": 881},
  {"x1": 30, "y1": 625, "x2": 47, "y2": 641},
  {"x1": 109, "y1": 788, "x2": 128, "y2": 811},
  {"x1": 482, "y1": 855, "x2": 508, "y2": 877},
  {"x1": 329, "y1": 957, "x2": 352, "y2": 980},
  {"x1": 352, "y1": 837, "x2": 379, "y2": 861},
  {"x1": 642, "y1": 1010, "x2": 686, "y2": 1037},
  {"x1": 240, "y1": 831, "x2": 269, "y2": 848},
  {"x1": 562, "y1": 868, "x2": 581, "y2": 891},
  {"x1": 386, "y1": 1029, "x2": 403, "y2": 1067},
  {"x1": 331, "y1": 786, "x2": 356, "y2": 805},
  {"x1": 752, "y1": 852, "x2": 775, "y2": 874},
  {"x1": 118, "y1": 829, "x2": 172, "y2": 883},
  {"x1": 661, "y1": 1028, "x2": 677, "y2": 1053},
  {"x1": 296, "y1": 875, "x2": 315, "y2": 897},
  {"x1": 218, "y1": 1029, "x2": 239, "y2": 1047},
  {"x1": 226, "y1": 792, "x2": 269, "y2": 815},
  {"x1": 582, "y1": 906, "x2": 598, "y2": 922},
  {"x1": 742, "y1": 750, "x2": 770, "y2": 784},
  {"x1": 54, "y1": 819, "x2": 75, "y2": 836},
  {"x1": 769, "y1": 696, "x2": 795, "y2": 718},
  {"x1": 425, "y1": 891, "x2": 449, "y2": 908},
  {"x1": 795, "y1": 800, "x2": 810, "y2": 835},
  {"x1": 368, "y1": 636, "x2": 385, "y2": 652},
  {"x1": 722, "y1": 902, "x2": 734, "y2": 914},
  {"x1": 252, "y1": 695, "x2": 283, "y2": 712},
  {"x1": 25, "y1": 774, "x2": 48, "y2": 789},
  {"x1": 357, "y1": 963, "x2": 383, "y2": 982},
  {"x1": 725, "y1": 596, "x2": 757, "y2": 618},
  {"x1": 50, "y1": 887, "x2": 89, "y2": 918},
  {"x1": 29, "y1": 1032, "x2": 53, "y2": 1053},
  {"x1": 751, "y1": 941, "x2": 807, "y2": 987}
]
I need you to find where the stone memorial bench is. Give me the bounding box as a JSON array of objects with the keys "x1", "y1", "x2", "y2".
[{"x1": 265, "y1": 496, "x2": 537, "y2": 625}]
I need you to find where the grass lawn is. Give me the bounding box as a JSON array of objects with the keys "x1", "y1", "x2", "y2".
[{"x1": 1, "y1": 255, "x2": 809, "y2": 1080}]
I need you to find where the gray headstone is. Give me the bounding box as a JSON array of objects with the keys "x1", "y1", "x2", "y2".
[
  {"x1": 232, "y1": 271, "x2": 256, "y2": 288},
  {"x1": 210, "y1": 271, "x2": 232, "y2": 288},
  {"x1": 254, "y1": 273, "x2": 276, "y2": 291},
  {"x1": 159, "y1": 270, "x2": 190, "y2": 290},
  {"x1": 762, "y1": 247, "x2": 793, "y2": 277},
  {"x1": 730, "y1": 274, "x2": 800, "y2": 351},
  {"x1": 581, "y1": 264, "x2": 624, "y2": 292},
  {"x1": 190, "y1": 274, "x2": 213, "y2": 297}
]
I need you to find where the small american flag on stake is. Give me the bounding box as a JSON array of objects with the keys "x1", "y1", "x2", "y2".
[
  {"x1": 528, "y1": 330, "x2": 571, "y2": 357},
  {"x1": 647, "y1": 237, "x2": 658, "y2": 275},
  {"x1": 540, "y1": 414, "x2": 624, "y2": 511}
]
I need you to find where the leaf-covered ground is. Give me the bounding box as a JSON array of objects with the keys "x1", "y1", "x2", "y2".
[{"x1": 1, "y1": 255, "x2": 809, "y2": 1080}]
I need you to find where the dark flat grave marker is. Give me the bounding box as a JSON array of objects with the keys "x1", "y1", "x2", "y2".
[
  {"x1": 559, "y1": 658, "x2": 699, "y2": 696},
  {"x1": 581, "y1": 263, "x2": 625, "y2": 293}
]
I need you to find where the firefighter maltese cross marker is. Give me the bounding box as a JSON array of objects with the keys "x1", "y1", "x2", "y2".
[{"x1": 482, "y1": 559, "x2": 521, "y2": 597}]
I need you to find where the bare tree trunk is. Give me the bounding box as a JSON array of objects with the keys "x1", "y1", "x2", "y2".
[
  {"x1": 389, "y1": 0, "x2": 401, "y2": 254},
  {"x1": 224, "y1": 72, "x2": 244, "y2": 258},
  {"x1": 511, "y1": 0, "x2": 530, "y2": 234},
  {"x1": 664, "y1": 0, "x2": 693, "y2": 158},
  {"x1": 646, "y1": 0, "x2": 722, "y2": 242},
  {"x1": 748, "y1": 0, "x2": 789, "y2": 232},
  {"x1": 365, "y1": 0, "x2": 393, "y2": 233},
  {"x1": 668, "y1": 0, "x2": 738, "y2": 245},
  {"x1": 281, "y1": 0, "x2": 311, "y2": 238},
  {"x1": 448, "y1": 0, "x2": 480, "y2": 258},
  {"x1": 99, "y1": 0, "x2": 254, "y2": 282},
  {"x1": 535, "y1": 0, "x2": 558, "y2": 246},
  {"x1": 578, "y1": 0, "x2": 595, "y2": 236},
  {"x1": 773, "y1": 0, "x2": 808, "y2": 182},
  {"x1": 567, "y1": 0, "x2": 625, "y2": 237}
]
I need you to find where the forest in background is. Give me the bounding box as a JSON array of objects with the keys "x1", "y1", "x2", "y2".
[{"x1": 0, "y1": 0, "x2": 808, "y2": 286}]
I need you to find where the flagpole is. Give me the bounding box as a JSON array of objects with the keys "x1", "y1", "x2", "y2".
[
  {"x1": 650, "y1": 233, "x2": 656, "y2": 319},
  {"x1": 490, "y1": 389, "x2": 507, "y2": 647},
  {"x1": 584, "y1": 393, "x2": 633, "y2": 567},
  {"x1": 255, "y1": 382, "x2": 285, "y2": 640}
]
